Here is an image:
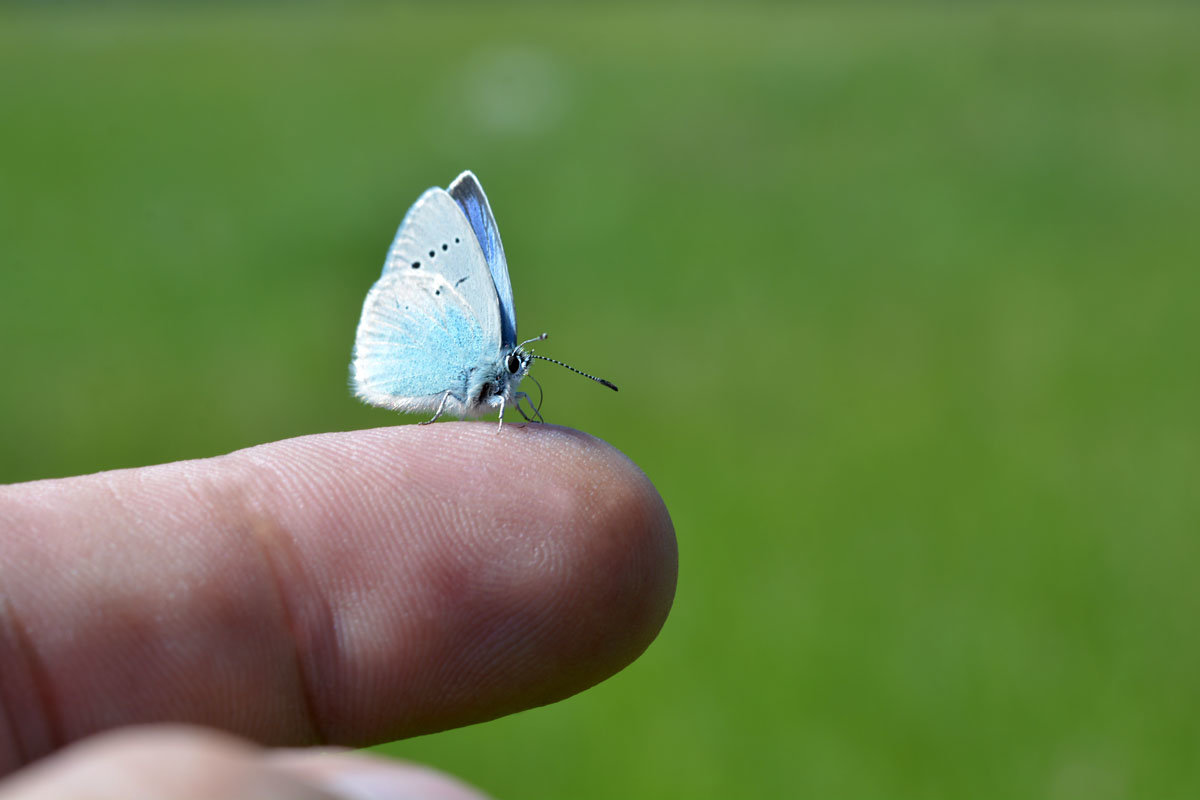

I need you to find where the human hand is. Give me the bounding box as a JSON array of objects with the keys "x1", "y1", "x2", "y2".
[{"x1": 0, "y1": 424, "x2": 677, "y2": 799}]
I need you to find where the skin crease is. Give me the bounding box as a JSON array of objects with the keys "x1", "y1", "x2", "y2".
[{"x1": 0, "y1": 424, "x2": 678, "y2": 797}]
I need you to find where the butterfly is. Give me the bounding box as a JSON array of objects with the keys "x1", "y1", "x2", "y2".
[{"x1": 352, "y1": 170, "x2": 616, "y2": 430}]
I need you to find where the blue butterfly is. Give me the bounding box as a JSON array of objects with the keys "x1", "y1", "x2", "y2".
[{"x1": 352, "y1": 170, "x2": 616, "y2": 429}]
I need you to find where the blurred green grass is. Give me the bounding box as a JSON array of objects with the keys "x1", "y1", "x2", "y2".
[{"x1": 2, "y1": 3, "x2": 1199, "y2": 798}]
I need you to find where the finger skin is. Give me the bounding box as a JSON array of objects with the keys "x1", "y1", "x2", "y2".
[
  {"x1": 0, "y1": 424, "x2": 677, "y2": 774},
  {"x1": 0, "y1": 727, "x2": 338, "y2": 800},
  {"x1": 0, "y1": 725, "x2": 492, "y2": 800},
  {"x1": 268, "y1": 747, "x2": 494, "y2": 800}
]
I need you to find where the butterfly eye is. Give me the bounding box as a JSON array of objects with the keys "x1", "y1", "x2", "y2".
[{"x1": 506, "y1": 354, "x2": 522, "y2": 374}]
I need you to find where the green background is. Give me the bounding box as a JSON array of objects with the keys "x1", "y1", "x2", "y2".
[{"x1": 2, "y1": 4, "x2": 1198, "y2": 797}]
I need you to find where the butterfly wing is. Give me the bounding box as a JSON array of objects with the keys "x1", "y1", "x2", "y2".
[
  {"x1": 353, "y1": 187, "x2": 502, "y2": 412},
  {"x1": 379, "y1": 187, "x2": 503, "y2": 344},
  {"x1": 448, "y1": 171, "x2": 517, "y2": 348},
  {"x1": 352, "y1": 270, "x2": 491, "y2": 412}
]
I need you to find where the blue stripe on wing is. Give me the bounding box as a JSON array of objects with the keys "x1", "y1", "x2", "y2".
[{"x1": 448, "y1": 171, "x2": 517, "y2": 348}]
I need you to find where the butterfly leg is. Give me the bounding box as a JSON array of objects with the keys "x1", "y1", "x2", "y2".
[
  {"x1": 495, "y1": 394, "x2": 507, "y2": 434},
  {"x1": 515, "y1": 392, "x2": 544, "y2": 423},
  {"x1": 420, "y1": 391, "x2": 452, "y2": 425}
]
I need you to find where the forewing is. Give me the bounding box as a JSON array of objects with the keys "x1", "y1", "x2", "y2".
[
  {"x1": 448, "y1": 171, "x2": 517, "y2": 347},
  {"x1": 352, "y1": 270, "x2": 489, "y2": 411},
  {"x1": 380, "y1": 187, "x2": 501, "y2": 350}
]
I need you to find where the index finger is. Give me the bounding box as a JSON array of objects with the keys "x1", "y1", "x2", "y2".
[{"x1": 0, "y1": 424, "x2": 677, "y2": 775}]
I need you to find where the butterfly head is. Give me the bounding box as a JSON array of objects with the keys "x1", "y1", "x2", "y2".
[
  {"x1": 470, "y1": 346, "x2": 532, "y2": 410},
  {"x1": 469, "y1": 333, "x2": 616, "y2": 419},
  {"x1": 505, "y1": 349, "x2": 532, "y2": 380}
]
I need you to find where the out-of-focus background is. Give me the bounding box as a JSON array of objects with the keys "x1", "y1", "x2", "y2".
[{"x1": 2, "y1": 3, "x2": 1198, "y2": 797}]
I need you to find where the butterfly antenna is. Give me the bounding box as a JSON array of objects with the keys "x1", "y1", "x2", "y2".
[
  {"x1": 519, "y1": 332, "x2": 549, "y2": 348},
  {"x1": 530, "y1": 354, "x2": 618, "y2": 391}
]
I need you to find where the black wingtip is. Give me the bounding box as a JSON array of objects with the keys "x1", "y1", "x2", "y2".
[{"x1": 600, "y1": 379, "x2": 619, "y2": 392}]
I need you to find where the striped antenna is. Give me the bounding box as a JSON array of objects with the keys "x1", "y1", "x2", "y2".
[
  {"x1": 530, "y1": 354, "x2": 618, "y2": 391},
  {"x1": 523, "y1": 333, "x2": 617, "y2": 391}
]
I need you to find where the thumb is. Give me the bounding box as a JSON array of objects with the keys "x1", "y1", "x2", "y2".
[{"x1": 0, "y1": 726, "x2": 491, "y2": 800}]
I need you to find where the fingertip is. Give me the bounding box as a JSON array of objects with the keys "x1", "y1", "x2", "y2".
[
  {"x1": 248, "y1": 422, "x2": 678, "y2": 732},
  {"x1": 509, "y1": 424, "x2": 679, "y2": 678},
  {"x1": 454, "y1": 423, "x2": 679, "y2": 705},
  {"x1": 423, "y1": 422, "x2": 680, "y2": 658}
]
